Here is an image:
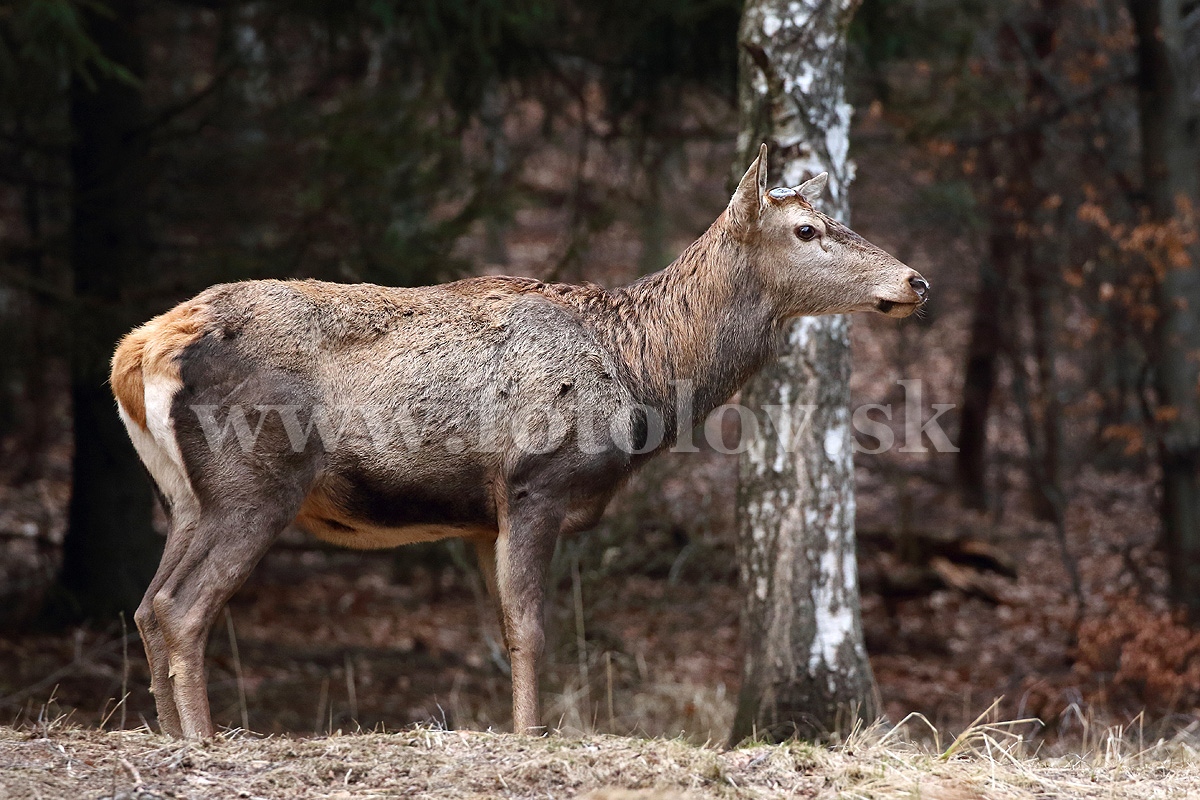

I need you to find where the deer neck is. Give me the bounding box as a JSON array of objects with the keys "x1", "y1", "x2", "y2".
[{"x1": 601, "y1": 219, "x2": 783, "y2": 434}]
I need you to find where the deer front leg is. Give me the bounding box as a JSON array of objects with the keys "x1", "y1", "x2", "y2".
[{"x1": 495, "y1": 501, "x2": 560, "y2": 734}]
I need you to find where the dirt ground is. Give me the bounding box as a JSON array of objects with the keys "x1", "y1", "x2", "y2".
[{"x1": 3, "y1": 722, "x2": 1198, "y2": 800}]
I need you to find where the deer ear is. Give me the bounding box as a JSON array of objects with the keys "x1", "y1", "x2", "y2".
[
  {"x1": 729, "y1": 143, "x2": 768, "y2": 231},
  {"x1": 795, "y1": 172, "x2": 828, "y2": 203}
]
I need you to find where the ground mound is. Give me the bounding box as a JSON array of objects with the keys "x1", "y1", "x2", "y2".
[{"x1": 1, "y1": 723, "x2": 1195, "y2": 799}]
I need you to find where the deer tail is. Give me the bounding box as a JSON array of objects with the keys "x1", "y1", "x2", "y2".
[{"x1": 111, "y1": 300, "x2": 209, "y2": 430}]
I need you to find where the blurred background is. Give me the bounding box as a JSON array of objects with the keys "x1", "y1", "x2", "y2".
[{"x1": 1, "y1": 0, "x2": 1199, "y2": 744}]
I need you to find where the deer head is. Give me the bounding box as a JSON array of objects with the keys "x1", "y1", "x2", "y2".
[{"x1": 727, "y1": 144, "x2": 928, "y2": 319}]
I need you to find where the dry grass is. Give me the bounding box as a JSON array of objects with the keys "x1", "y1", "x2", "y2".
[{"x1": 2, "y1": 714, "x2": 1198, "y2": 800}]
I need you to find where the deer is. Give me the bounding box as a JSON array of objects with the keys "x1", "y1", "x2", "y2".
[{"x1": 110, "y1": 145, "x2": 928, "y2": 739}]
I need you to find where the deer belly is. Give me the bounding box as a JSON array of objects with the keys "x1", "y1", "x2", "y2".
[
  {"x1": 297, "y1": 516, "x2": 492, "y2": 549},
  {"x1": 293, "y1": 482, "x2": 495, "y2": 549}
]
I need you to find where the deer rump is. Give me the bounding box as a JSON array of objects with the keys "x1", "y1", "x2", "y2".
[{"x1": 114, "y1": 278, "x2": 640, "y2": 552}]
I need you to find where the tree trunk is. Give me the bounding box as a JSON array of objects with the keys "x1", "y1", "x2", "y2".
[
  {"x1": 1129, "y1": 0, "x2": 1200, "y2": 613},
  {"x1": 731, "y1": 0, "x2": 877, "y2": 744},
  {"x1": 956, "y1": 1, "x2": 1065, "y2": 515},
  {"x1": 955, "y1": 223, "x2": 1006, "y2": 511},
  {"x1": 55, "y1": 0, "x2": 161, "y2": 624}
]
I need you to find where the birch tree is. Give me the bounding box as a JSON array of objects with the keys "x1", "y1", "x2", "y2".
[{"x1": 731, "y1": 0, "x2": 877, "y2": 743}]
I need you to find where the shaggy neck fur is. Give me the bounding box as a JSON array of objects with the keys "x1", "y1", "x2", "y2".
[{"x1": 556, "y1": 216, "x2": 784, "y2": 437}]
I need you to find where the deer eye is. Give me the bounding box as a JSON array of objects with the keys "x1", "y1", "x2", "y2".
[{"x1": 796, "y1": 224, "x2": 818, "y2": 241}]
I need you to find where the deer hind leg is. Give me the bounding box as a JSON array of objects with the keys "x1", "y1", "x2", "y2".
[
  {"x1": 495, "y1": 497, "x2": 562, "y2": 734},
  {"x1": 151, "y1": 500, "x2": 301, "y2": 739},
  {"x1": 134, "y1": 515, "x2": 194, "y2": 737},
  {"x1": 121, "y1": 387, "x2": 203, "y2": 737}
]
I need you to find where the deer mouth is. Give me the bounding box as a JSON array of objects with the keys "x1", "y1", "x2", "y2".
[{"x1": 876, "y1": 299, "x2": 922, "y2": 317}]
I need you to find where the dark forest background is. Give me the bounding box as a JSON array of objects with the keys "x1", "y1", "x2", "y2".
[{"x1": 0, "y1": 0, "x2": 1198, "y2": 742}]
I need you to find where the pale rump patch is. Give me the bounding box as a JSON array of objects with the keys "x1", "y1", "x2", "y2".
[
  {"x1": 118, "y1": 377, "x2": 199, "y2": 526},
  {"x1": 112, "y1": 300, "x2": 208, "y2": 527},
  {"x1": 111, "y1": 299, "x2": 209, "y2": 429}
]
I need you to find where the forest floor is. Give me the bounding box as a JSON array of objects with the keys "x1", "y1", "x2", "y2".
[{"x1": 2, "y1": 722, "x2": 1198, "y2": 800}]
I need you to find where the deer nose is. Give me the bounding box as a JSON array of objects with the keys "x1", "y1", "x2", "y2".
[{"x1": 908, "y1": 275, "x2": 929, "y2": 300}]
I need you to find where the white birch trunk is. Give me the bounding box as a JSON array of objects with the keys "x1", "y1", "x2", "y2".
[{"x1": 730, "y1": 0, "x2": 878, "y2": 743}]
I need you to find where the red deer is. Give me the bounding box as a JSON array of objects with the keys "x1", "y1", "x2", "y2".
[{"x1": 111, "y1": 146, "x2": 928, "y2": 738}]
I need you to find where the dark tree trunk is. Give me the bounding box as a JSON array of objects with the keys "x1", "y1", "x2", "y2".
[
  {"x1": 731, "y1": 0, "x2": 878, "y2": 744},
  {"x1": 1130, "y1": 0, "x2": 1200, "y2": 613},
  {"x1": 1018, "y1": 2, "x2": 1066, "y2": 528},
  {"x1": 955, "y1": 228, "x2": 1006, "y2": 511},
  {"x1": 56, "y1": 0, "x2": 161, "y2": 623},
  {"x1": 956, "y1": 1, "x2": 1065, "y2": 517}
]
